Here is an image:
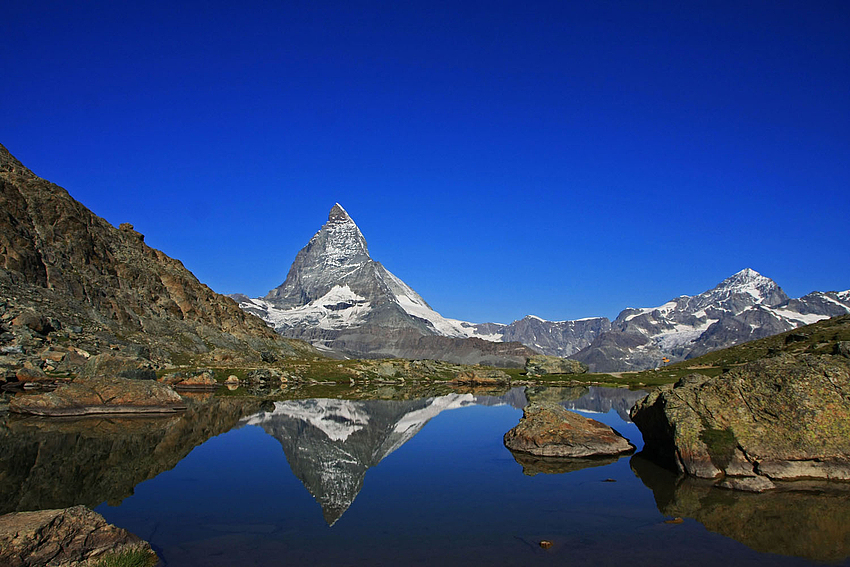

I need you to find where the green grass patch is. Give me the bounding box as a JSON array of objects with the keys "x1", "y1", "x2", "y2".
[
  {"x1": 90, "y1": 548, "x2": 158, "y2": 567},
  {"x1": 700, "y1": 426, "x2": 738, "y2": 469}
]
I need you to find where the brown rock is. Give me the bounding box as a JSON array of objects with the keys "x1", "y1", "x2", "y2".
[
  {"x1": 15, "y1": 361, "x2": 50, "y2": 383},
  {"x1": 174, "y1": 370, "x2": 218, "y2": 390},
  {"x1": 451, "y1": 367, "x2": 510, "y2": 386},
  {"x1": 504, "y1": 402, "x2": 635, "y2": 457},
  {"x1": 10, "y1": 312, "x2": 53, "y2": 335},
  {"x1": 9, "y1": 375, "x2": 185, "y2": 416},
  {"x1": 0, "y1": 505, "x2": 156, "y2": 567}
]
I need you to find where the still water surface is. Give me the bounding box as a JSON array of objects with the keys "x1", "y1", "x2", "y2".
[{"x1": 5, "y1": 386, "x2": 850, "y2": 566}]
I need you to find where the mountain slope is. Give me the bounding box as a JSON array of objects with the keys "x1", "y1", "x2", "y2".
[
  {"x1": 233, "y1": 204, "x2": 536, "y2": 366},
  {"x1": 573, "y1": 269, "x2": 850, "y2": 372},
  {"x1": 0, "y1": 143, "x2": 315, "y2": 369}
]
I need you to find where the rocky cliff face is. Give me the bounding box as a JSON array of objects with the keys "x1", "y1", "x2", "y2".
[
  {"x1": 0, "y1": 143, "x2": 314, "y2": 372},
  {"x1": 630, "y1": 351, "x2": 850, "y2": 488},
  {"x1": 233, "y1": 204, "x2": 536, "y2": 366}
]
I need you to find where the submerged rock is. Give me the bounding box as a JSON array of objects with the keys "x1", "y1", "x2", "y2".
[
  {"x1": 630, "y1": 353, "x2": 850, "y2": 485},
  {"x1": 9, "y1": 375, "x2": 185, "y2": 416},
  {"x1": 0, "y1": 505, "x2": 156, "y2": 567},
  {"x1": 525, "y1": 355, "x2": 587, "y2": 376},
  {"x1": 504, "y1": 402, "x2": 634, "y2": 457}
]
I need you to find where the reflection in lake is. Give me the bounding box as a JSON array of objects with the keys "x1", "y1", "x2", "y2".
[
  {"x1": 631, "y1": 453, "x2": 850, "y2": 562},
  {"x1": 509, "y1": 450, "x2": 622, "y2": 476},
  {"x1": 2, "y1": 385, "x2": 849, "y2": 566},
  {"x1": 241, "y1": 394, "x2": 481, "y2": 524},
  {"x1": 0, "y1": 397, "x2": 263, "y2": 514}
]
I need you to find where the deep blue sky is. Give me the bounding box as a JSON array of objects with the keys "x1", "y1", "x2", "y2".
[{"x1": 3, "y1": 1, "x2": 848, "y2": 323}]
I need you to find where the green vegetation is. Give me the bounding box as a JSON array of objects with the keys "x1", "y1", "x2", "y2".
[
  {"x1": 666, "y1": 314, "x2": 850, "y2": 369},
  {"x1": 89, "y1": 548, "x2": 158, "y2": 567},
  {"x1": 700, "y1": 427, "x2": 739, "y2": 469}
]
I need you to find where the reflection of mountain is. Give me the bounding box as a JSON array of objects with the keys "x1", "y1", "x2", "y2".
[
  {"x1": 631, "y1": 454, "x2": 850, "y2": 562},
  {"x1": 242, "y1": 395, "x2": 478, "y2": 525},
  {"x1": 561, "y1": 387, "x2": 648, "y2": 422},
  {"x1": 0, "y1": 397, "x2": 263, "y2": 514}
]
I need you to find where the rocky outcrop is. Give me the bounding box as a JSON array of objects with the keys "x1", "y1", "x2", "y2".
[
  {"x1": 0, "y1": 505, "x2": 156, "y2": 567},
  {"x1": 630, "y1": 353, "x2": 850, "y2": 486},
  {"x1": 504, "y1": 403, "x2": 635, "y2": 457},
  {"x1": 159, "y1": 369, "x2": 219, "y2": 390},
  {"x1": 0, "y1": 142, "x2": 317, "y2": 374},
  {"x1": 525, "y1": 355, "x2": 587, "y2": 376},
  {"x1": 8, "y1": 376, "x2": 185, "y2": 416},
  {"x1": 451, "y1": 367, "x2": 510, "y2": 385}
]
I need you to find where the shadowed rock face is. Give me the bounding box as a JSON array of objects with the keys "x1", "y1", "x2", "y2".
[
  {"x1": 631, "y1": 454, "x2": 850, "y2": 563},
  {"x1": 631, "y1": 353, "x2": 850, "y2": 484},
  {"x1": 0, "y1": 143, "x2": 314, "y2": 368},
  {"x1": 0, "y1": 397, "x2": 263, "y2": 514}
]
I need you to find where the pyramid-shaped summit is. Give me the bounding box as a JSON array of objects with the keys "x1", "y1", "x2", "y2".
[{"x1": 233, "y1": 204, "x2": 536, "y2": 365}]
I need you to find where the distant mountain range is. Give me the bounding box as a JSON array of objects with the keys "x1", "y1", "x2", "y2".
[{"x1": 234, "y1": 205, "x2": 850, "y2": 370}]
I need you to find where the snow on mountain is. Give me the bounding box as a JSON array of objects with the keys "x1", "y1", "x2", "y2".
[
  {"x1": 573, "y1": 269, "x2": 850, "y2": 372},
  {"x1": 231, "y1": 204, "x2": 539, "y2": 364},
  {"x1": 231, "y1": 204, "x2": 848, "y2": 369}
]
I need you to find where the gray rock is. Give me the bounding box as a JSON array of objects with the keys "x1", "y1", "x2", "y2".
[
  {"x1": 525, "y1": 355, "x2": 587, "y2": 375},
  {"x1": 630, "y1": 353, "x2": 850, "y2": 485}
]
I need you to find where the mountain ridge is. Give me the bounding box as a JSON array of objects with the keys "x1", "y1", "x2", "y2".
[
  {"x1": 0, "y1": 142, "x2": 315, "y2": 372},
  {"x1": 233, "y1": 203, "x2": 848, "y2": 371}
]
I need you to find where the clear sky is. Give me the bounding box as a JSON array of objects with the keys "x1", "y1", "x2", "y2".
[{"x1": 3, "y1": 1, "x2": 848, "y2": 324}]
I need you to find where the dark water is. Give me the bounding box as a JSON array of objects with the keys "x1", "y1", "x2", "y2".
[{"x1": 3, "y1": 386, "x2": 850, "y2": 566}]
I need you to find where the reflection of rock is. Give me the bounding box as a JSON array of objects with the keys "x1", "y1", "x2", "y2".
[
  {"x1": 0, "y1": 398, "x2": 262, "y2": 514},
  {"x1": 244, "y1": 395, "x2": 478, "y2": 525},
  {"x1": 631, "y1": 354, "x2": 850, "y2": 483},
  {"x1": 509, "y1": 450, "x2": 621, "y2": 476},
  {"x1": 504, "y1": 403, "x2": 635, "y2": 457},
  {"x1": 562, "y1": 386, "x2": 647, "y2": 422},
  {"x1": 631, "y1": 454, "x2": 850, "y2": 563},
  {"x1": 0, "y1": 505, "x2": 156, "y2": 567}
]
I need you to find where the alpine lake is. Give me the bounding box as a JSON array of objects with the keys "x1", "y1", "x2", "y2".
[{"x1": 2, "y1": 382, "x2": 850, "y2": 567}]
